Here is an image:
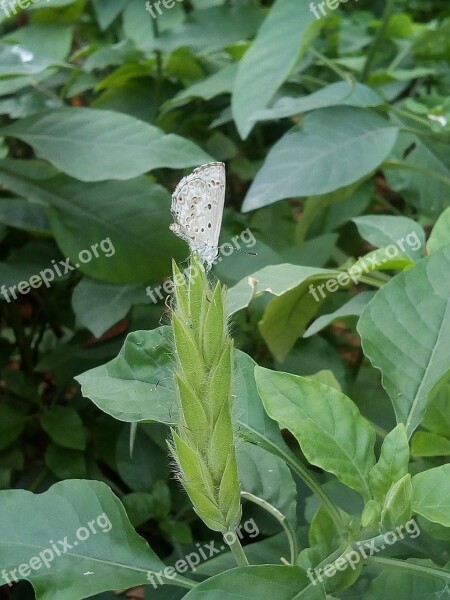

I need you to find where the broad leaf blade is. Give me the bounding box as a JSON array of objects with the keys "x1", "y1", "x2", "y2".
[
  {"x1": 242, "y1": 107, "x2": 399, "y2": 211},
  {"x1": 232, "y1": 0, "x2": 317, "y2": 138},
  {"x1": 183, "y1": 565, "x2": 326, "y2": 600},
  {"x1": 255, "y1": 367, "x2": 376, "y2": 499},
  {"x1": 357, "y1": 245, "x2": 450, "y2": 437},
  {"x1": 0, "y1": 108, "x2": 211, "y2": 181},
  {"x1": 0, "y1": 480, "x2": 165, "y2": 600}
]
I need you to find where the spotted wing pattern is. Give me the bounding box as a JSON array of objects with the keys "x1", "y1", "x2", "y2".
[{"x1": 170, "y1": 162, "x2": 225, "y2": 268}]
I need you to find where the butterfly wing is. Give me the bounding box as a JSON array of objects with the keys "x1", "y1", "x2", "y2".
[{"x1": 170, "y1": 162, "x2": 225, "y2": 265}]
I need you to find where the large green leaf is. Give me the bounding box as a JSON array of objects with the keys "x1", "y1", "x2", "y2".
[
  {"x1": 0, "y1": 108, "x2": 211, "y2": 181},
  {"x1": 412, "y1": 464, "x2": 450, "y2": 527},
  {"x1": 76, "y1": 327, "x2": 283, "y2": 454},
  {"x1": 253, "y1": 82, "x2": 382, "y2": 122},
  {"x1": 427, "y1": 206, "x2": 450, "y2": 254},
  {"x1": 242, "y1": 107, "x2": 399, "y2": 211},
  {"x1": 72, "y1": 278, "x2": 147, "y2": 337},
  {"x1": 183, "y1": 565, "x2": 325, "y2": 600},
  {"x1": 227, "y1": 263, "x2": 343, "y2": 360},
  {"x1": 227, "y1": 263, "x2": 339, "y2": 315},
  {"x1": 255, "y1": 367, "x2": 376, "y2": 499},
  {"x1": 357, "y1": 245, "x2": 450, "y2": 437},
  {"x1": 0, "y1": 43, "x2": 59, "y2": 77},
  {"x1": 76, "y1": 327, "x2": 177, "y2": 424},
  {"x1": 0, "y1": 162, "x2": 183, "y2": 283},
  {"x1": 352, "y1": 215, "x2": 425, "y2": 261},
  {"x1": 0, "y1": 480, "x2": 166, "y2": 600},
  {"x1": 232, "y1": 0, "x2": 317, "y2": 138}
]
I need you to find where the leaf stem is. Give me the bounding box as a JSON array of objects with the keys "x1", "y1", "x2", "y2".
[
  {"x1": 225, "y1": 532, "x2": 249, "y2": 567},
  {"x1": 241, "y1": 491, "x2": 299, "y2": 565},
  {"x1": 361, "y1": 0, "x2": 396, "y2": 82},
  {"x1": 239, "y1": 424, "x2": 346, "y2": 535}
]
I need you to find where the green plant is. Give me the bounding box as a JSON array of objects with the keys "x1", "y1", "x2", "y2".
[{"x1": 0, "y1": 0, "x2": 449, "y2": 598}]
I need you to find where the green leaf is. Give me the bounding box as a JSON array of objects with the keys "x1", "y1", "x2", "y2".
[
  {"x1": 40, "y1": 406, "x2": 86, "y2": 450},
  {"x1": 45, "y1": 445, "x2": 87, "y2": 479},
  {"x1": 0, "y1": 163, "x2": 183, "y2": 283},
  {"x1": 255, "y1": 367, "x2": 376, "y2": 499},
  {"x1": 385, "y1": 122, "x2": 450, "y2": 219},
  {"x1": 72, "y1": 279, "x2": 147, "y2": 338},
  {"x1": 0, "y1": 480, "x2": 166, "y2": 599},
  {"x1": 369, "y1": 424, "x2": 410, "y2": 502},
  {"x1": 427, "y1": 206, "x2": 450, "y2": 254},
  {"x1": 1, "y1": 24, "x2": 73, "y2": 62},
  {"x1": 232, "y1": 0, "x2": 317, "y2": 138},
  {"x1": 0, "y1": 108, "x2": 211, "y2": 181},
  {"x1": 75, "y1": 327, "x2": 177, "y2": 424},
  {"x1": 358, "y1": 245, "x2": 450, "y2": 437},
  {"x1": 183, "y1": 565, "x2": 326, "y2": 600},
  {"x1": 237, "y1": 442, "x2": 297, "y2": 530},
  {"x1": 305, "y1": 291, "x2": 375, "y2": 337},
  {"x1": 0, "y1": 198, "x2": 50, "y2": 233},
  {"x1": 411, "y1": 432, "x2": 450, "y2": 457},
  {"x1": 364, "y1": 563, "x2": 450, "y2": 600},
  {"x1": 380, "y1": 474, "x2": 412, "y2": 530},
  {"x1": 0, "y1": 43, "x2": 58, "y2": 77},
  {"x1": 352, "y1": 215, "x2": 425, "y2": 261},
  {"x1": 422, "y1": 382, "x2": 450, "y2": 437},
  {"x1": 242, "y1": 107, "x2": 399, "y2": 211},
  {"x1": 91, "y1": 0, "x2": 129, "y2": 30},
  {"x1": 0, "y1": 404, "x2": 27, "y2": 451},
  {"x1": 412, "y1": 464, "x2": 450, "y2": 527},
  {"x1": 253, "y1": 82, "x2": 383, "y2": 122}
]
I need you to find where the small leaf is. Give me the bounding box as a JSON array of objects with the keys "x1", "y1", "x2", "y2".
[
  {"x1": 369, "y1": 424, "x2": 410, "y2": 502},
  {"x1": 411, "y1": 431, "x2": 450, "y2": 457},
  {"x1": 40, "y1": 406, "x2": 86, "y2": 450},
  {"x1": 380, "y1": 474, "x2": 412, "y2": 530},
  {"x1": 412, "y1": 464, "x2": 450, "y2": 527}
]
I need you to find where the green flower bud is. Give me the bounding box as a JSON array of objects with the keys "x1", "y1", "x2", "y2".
[{"x1": 168, "y1": 254, "x2": 242, "y2": 533}]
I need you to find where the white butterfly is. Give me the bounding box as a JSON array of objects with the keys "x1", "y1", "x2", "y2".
[{"x1": 170, "y1": 162, "x2": 225, "y2": 270}]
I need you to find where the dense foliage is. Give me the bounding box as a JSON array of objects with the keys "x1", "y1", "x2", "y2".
[{"x1": 0, "y1": 0, "x2": 449, "y2": 599}]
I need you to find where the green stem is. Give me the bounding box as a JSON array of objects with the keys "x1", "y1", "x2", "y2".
[
  {"x1": 383, "y1": 161, "x2": 450, "y2": 188},
  {"x1": 400, "y1": 125, "x2": 450, "y2": 145},
  {"x1": 309, "y1": 48, "x2": 353, "y2": 83},
  {"x1": 369, "y1": 556, "x2": 450, "y2": 583},
  {"x1": 226, "y1": 532, "x2": 249, "y2": 567},
  {"x1": 361, "y1": 0, "x2": 396, "y2": 82},
  {"x1": 241, "y1": 491, "x2": 299, "y2": 565},
  {"x1": 239, "y1": 423, "x2": 345, "y2": 535}
]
